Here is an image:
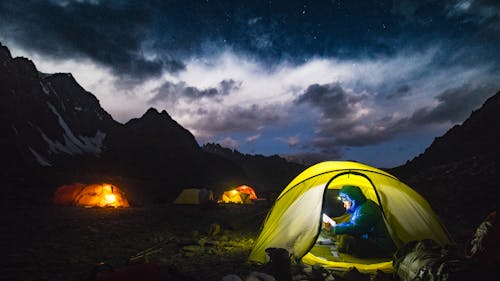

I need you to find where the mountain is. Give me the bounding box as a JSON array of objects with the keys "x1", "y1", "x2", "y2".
[
  {"x1": 1, "y1": 42, "x2": 302, "y2": 205},
  {"x1": 400, "y1": 92, "x2": 500, "y2": 167},
  {"x1": 102, "y1": 108, "x2": 250, "y2": 203},
  {"x1": 390, "y1": 91, "x2": 500, "y2": 239},
  {"x1": 203, "y1": 143, "x2": 306, "y2": 195},
  {"x1": 0, "y1": 44, "x2": 117, "y2": 173}
]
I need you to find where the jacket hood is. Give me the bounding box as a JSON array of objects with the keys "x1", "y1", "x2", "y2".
[{"x1": 339, "y1": 185, "x2": 367, "y2": 212}]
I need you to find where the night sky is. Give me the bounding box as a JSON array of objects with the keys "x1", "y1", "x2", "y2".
[{"x1": 1, "y1": 0, "x2": 499, "y2": 167}]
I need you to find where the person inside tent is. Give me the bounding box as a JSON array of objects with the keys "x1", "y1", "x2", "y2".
[{"x1": 323, "y1": 185, "x2": 396, "y2": 258}]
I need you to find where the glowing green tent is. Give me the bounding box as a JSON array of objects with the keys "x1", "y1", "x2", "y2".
[{"x1": 248, "y1": 161, "x2": 452, "y2": 273}]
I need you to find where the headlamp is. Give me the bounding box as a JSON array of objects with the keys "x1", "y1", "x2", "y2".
[{"x1": 338, "y1": 194, "x2": 349, "y2": 202}]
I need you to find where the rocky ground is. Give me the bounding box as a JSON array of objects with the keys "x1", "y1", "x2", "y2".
[
  {"x1": 1, "y1": 203, "x2": 273, "y2": 281},
  {"x1": 1, "y1": 199, "x2": 490, "y2": 281}
]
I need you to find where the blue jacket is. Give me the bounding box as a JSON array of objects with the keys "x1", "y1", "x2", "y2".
[{"x1": 332, "y1": 185, "x2": 395, "y2": 251}]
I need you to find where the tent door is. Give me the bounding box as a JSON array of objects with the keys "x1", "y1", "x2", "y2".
[{"x1": 304, "y1": 172, "x2": 391, "y2": 265}]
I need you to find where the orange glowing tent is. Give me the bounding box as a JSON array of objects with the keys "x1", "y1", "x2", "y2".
[
  {"x1": 218, "y1": 189, "x2": 249, "y2": 204},
  {"x1": 218, "y1": 185, "x2": 258, "y2": 204},
  {"x1": 235, "y1": 185, "x2": 257, "y2": 200},
  {"x1": 53, "y1": 183, "x2": 130, "y2": 208}
]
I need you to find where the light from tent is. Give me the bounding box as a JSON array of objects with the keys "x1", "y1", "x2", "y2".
[
  {"x1": 104, "y1": 193, "x2": 116, "y2": 204},
  {"x1": 53, "y1": 183, "x2": 130, "y2": 208},
  {"x1": 236, "y1": 185, "x2": 257, "y2": 199}
]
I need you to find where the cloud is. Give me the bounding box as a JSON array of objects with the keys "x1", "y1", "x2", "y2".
[
  {"x1": 295, "y1": 83, "x2": 369, "y2": 119},
  {"x1": 408, "y1": 83, "x2": 498, "y2": 125},
  {"x1": 291, "y1": 80, "x2": 499, "y2": 155},
  {"x1": 0, "y1": 1, "x2": 184, "y2": 82},
  {"x1": 391, "y1": 0, "x2": 424, "y2": 20},
  {"x1": 246, "y1": 134, "x2": 261, "y2": 143},
  {"x1": 185, "y1": 104, "x2": 287, "y2": 139},
  {"x1": 248, "y1": 17, "x2": 262, "y2": 25},
  {"x1": 386, "y1": 84, "x2": 413, "y2": 100},
  {"x1": 294, "y1": 83, "x2": 388, "y2": 149},
  {"x1": 284, "y1": 136, "x2": 300, "y2": 147},
  {"x1": 391, "y1": 0, "x2": 500, "y2": 32},
  {"x1": 219, "y1": 79, "x2": 243, "y2": 95},
  {"x1": 446, "y1": 0, "x2": 500, "y2": 29},
  {"x1": 149, "y1": 79, "x2": 241, "y2": 104},
  {"x1": 0, "y1": 0, "x2": 497, "y2": 169},
  {"x1": 218, "y1": 137, "x2": 240, "y2": 150}
]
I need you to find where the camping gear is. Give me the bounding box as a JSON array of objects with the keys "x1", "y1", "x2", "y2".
[
  {"x1": 393, "y1": 239, "x2": 471, "y2": 281},
  {"x1": 95, "y1": 263, "x2": 162, "y2": 281},
  {"x1": 465, "y1": 210, "x2": 500, "y2": 269},
  {"x1": 173, "y1": 188, "x2": 214, "y2": 205},
  {"x1": 248, "y1": 161, "x2": 453, "y2": 273},
  {"x1": 263, "y1": 248, "x2": 292, "y2": 281},
  {"x1": 53, "y1": 183, "x2": 129, "y2": 207}
]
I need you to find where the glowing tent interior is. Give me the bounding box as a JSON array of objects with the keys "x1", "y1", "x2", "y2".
[
  {"x1": 248, "y1": 161, "x2": 452, "y2": 273},
  {"x1": 235, "y1": 185, "x2": 257, "y2": 200},
  {"x1": 218, "y1": 185, "x2": 258, "y2": 204},
  {"x1": 53, "y1": 183, "x2": 130, "y2": 208}
]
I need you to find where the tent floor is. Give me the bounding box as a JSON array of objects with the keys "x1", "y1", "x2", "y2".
[{"x1": 309, "y1": 235, "x2": 392, "y2": 264}]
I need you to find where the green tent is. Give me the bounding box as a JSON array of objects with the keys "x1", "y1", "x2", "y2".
[
  {"x1": 248, "y1": 161, "x2": 452, "y2": 273},
  {"x1": 173, "y1": 188, "x2": 213, "y2": 205}
]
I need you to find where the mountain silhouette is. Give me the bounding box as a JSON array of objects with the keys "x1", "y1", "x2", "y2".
[
  {"x1": 0, "y1": 42, "x2": 301, "y2": 204},
  {"x1": 203, "y1": 143, "x2": 305, "y2": 196},
  {"x1": 3, "y1": 38, "x2": 498, "y2": 230},
  {"x1": 390, "y1": 91, "x2": 500, "y2": 238}
]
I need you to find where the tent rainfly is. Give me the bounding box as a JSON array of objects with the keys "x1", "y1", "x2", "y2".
[
  {"x1": 219, "y1": 189, "x2": 253, "y2": 204},
  {"x1": 236, "y1": 185, "x2": 257, "y2": 200},
  {"x1": 174, "y1": 188, "x2": 214, "y2": 205},
  {"x1": 53, "y1": 183, "x2": 130, "y2": 208},
  {"x1": 248, "y1": 161, "x2": 453, "y2": 273}
]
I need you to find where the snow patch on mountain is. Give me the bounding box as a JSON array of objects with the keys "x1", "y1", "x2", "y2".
[
  {"x1": 43, "y1": 102, "x2": 106, "y2": 155},
  {"x1": 38, "y1": 127, "x2": 78, "y2": 155},
  {"x1": 79, "y1": 131, "x2": 106, "y2": 154},
  {"x1": 40, "y1": 81, "x2": 50, "y2": 95},
  {"x1": 29, "y1": 147, "x2": 52, "y2": 166}
]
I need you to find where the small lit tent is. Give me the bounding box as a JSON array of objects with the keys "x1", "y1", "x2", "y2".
[
  {"x1": 236, "y1": 185, "x2": 258, "y2": 200},
  {"x1": 53, "y1": 183, "x2": 130, "y2": 208},
  {"x1": 219, "y1": 189, "x2": 253, "y2": 204},
  {"x1": 248, "y1": 161, "x2": 452, "y2": 273},
  {"x1": 174, "y1": 188, "x2": 214, "y2": 205}
]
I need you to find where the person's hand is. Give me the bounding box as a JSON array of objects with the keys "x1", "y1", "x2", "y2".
[{"x1": 323, "y1": 222, "x2": 332, "y2": 231}]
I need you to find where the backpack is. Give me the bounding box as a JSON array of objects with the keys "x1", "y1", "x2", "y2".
[
  {"x1": 393, "y1": 239, "x2": 470, "y2": 281},
  {"x1": 465, "y1": 210, "x2": 500, "y2": 269}
]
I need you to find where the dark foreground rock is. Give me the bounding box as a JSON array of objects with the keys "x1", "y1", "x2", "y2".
[
  {"x1": 2, "y1": 203, "x2": 498, "y2": 281},
  {"x1": 1, "y1": 204, "x2": 268, "y2": 281}
]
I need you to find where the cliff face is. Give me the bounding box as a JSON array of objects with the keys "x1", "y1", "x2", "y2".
[
  {"x1": 0, "y1": 43, "x2": 119, "y2": 175},
  {"x1": 404, "y1": 92, "x2": 500, "y2": 168},
  {"x1": 390, "y1": 91, "x2": 500, "y2": 239}
]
